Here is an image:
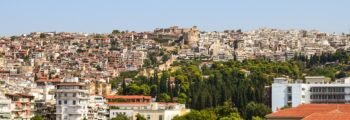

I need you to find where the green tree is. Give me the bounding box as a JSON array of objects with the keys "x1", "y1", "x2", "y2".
[
  {"x1": 245, "y1": 102, "x2": 271, "y2": 120},
  {"x1": 172, "y1": 110, "x2": 217, "y2": 120},
  {"x1": 219, "y1": 113, "x2": 243, "y2": 120},
  {"x1": 215, "y1": 101, "x2": 241, "y2": 119},
  {"x1": 31, "y1": 115, "x2": 44, "y2": 120},
  {"x1": 177, "y1": 93, "x2": 187, "y2": 104},
  {"x1": 162, "y1": 54, "x2": 170, "y2": 63},
  {"x1": 252, "y1": 116, "x2": 264, "y2": 120},
  {"x1": 112, "y1": 29, "x2": 121, "y2": 34},
  {"x1": 136, "y1": 113, "x2": 146, "y2": 120},
  {"x1": 158, "y1": 93, "x2": 171, "y2": 102},
  {"x1": 40, "y1": 33, "x2": 46, "y2": 39},
  {"x1": 111, "y1": 113, "x2": 129, "y2": 120}
]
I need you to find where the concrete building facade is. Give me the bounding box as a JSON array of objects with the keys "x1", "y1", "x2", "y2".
[
  {"x1": 55, "y1": 77, "x2": 89, "y2": 120},
  {"x1": 272, "y1": 76, "x2": 350, "y2": 112}
]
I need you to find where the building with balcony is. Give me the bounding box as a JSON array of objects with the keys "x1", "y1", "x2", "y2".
[
  {"x1": 106, "y1": 95, "x2": 190, "y2": 120},
  {"x1": 87, "y1": 95, "x2": 108, "y2": 120},
  {"x1": 5, "y1": 93, "x2": 35, "y2": 120},
  {"x1": 0, "y1": 95, "x2": 11, "y2": 119},
  {"x1": 55, "y1": 77, "x2": 89, "y2": 120},
  {"x1": 272, "y1": 76, "x2": 350, "y2": 112}
]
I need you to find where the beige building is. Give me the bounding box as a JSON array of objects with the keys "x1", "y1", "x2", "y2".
[{"x1": 88, "y1": 80, "x2": 111, "y2": 96}]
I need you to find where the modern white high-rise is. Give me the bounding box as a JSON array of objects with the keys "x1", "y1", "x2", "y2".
[
  {"x1": 56, "y1": 77, "x2": 89, "y2": 120},
  {"x1": 272, "y1": 76, "x2": 350, "y2": 112}
]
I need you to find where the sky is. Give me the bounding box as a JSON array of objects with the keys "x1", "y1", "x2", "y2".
[{"x1": 1, "y1": 0, "x2": 350, "y2": 36}]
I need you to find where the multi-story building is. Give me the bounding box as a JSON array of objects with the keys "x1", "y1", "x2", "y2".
[
  {"x1": 55, "y1": 77, "x2": 89, "y2": 120},
  {"x1": 5, "y1": 93, "x2": 35, "y2": 120},
  {"x1": 87, "y1": 95, "x2": 108, "y2": 120},
  {"x1": 272, "y1": 76, "x2": 350, "y2": 112},
  {"x1": 106, "y1": 95, "x2": 190, "y2": 120},
  {"x1": 0, "y1": 95, "x2": 11, "y2": 119}
]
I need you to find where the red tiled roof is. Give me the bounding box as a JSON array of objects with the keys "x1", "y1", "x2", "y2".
[
  {"x1": 104, "y1": 95, "x2": 152, "y2": 99},
  {"x1": 304, "y1": 109, "x2": 350, "y2": 120},
  {"x1": 266, "y1": 104, "x2": 350, "y2": 120}
]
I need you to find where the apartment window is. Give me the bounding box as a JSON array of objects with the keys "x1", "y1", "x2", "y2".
[
  {"x1": 73, "y1": 93, "x2": 76, "y2": 97},
  {"x1": 73, "y1": 100, "x2": 76, "y2": 105},
  {"x1": 287, "y1": 87, "x2": 292, "y2": 93},
  {"x1": 302, "y1": 88, "x2": 305, "y2": 91},
  {"x1": 64, "y1": 93, "x2": 67, "y2": 97},
  {"x1": 58, "y1": 100, "x2": 62, "y2": 105},
  {"x1": 288, "y1": 95, "x2": 292, "y2": 101},
  {"x1": 64, "y1": 100, "x2": 67, "y2": 104},
  {"x1": 159, "y1": 115, "x2": 163, "y2": 120},
  {"x1": 302, "y1": 95, "x2": 305, "y2": 98}
]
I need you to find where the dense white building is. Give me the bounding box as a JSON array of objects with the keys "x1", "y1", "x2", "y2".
[
  {"x1": 56, "y1": 77, "x2": 89, "y2": 120},
  {"x1": 88, "y1": 95, "x2": 108, "y2": 120},
  {"x1": 272, "y1": 76, "x2": 350, "y2": 112}
]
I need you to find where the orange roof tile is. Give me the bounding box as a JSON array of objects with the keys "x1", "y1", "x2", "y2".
[{"x1": 266, "y1": 104, "x2": 350, "y2": 120}]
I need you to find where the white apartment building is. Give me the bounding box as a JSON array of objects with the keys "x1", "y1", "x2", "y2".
[
  {"x1": 56, "y1": 77, "x2": 89, "y2": 120},
  {"x1": 272, "y1": 76, "x2": 350, "y2": 112},
  {"x1": 88, "y1": 95, "x2": 108, "y2": 120}
]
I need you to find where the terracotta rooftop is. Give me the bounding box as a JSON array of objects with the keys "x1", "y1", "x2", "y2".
[{"x1": 266, "y1": 104, "x2": 350, "y2": 120}]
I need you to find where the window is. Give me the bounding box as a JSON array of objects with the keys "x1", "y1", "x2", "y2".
[
  {"x1": 288, "y1": 95, "x2": 292, "y2": 101},
  {"x1": 287, "y1": 87, "x2": 292, "y2": 93},
  {"x1": 73, "y1": 93, "x2": 76, "y2": 97},
  {"x1": 64, "y1": 100, "x2": 67, "y2": 104},
  {"x1": 159, "y1": 115, "x2": 163, "y2": 120},
  {"x1": 73, "y1": 100, "x2": 76, "y2": 105},
  {"x1": 64, "y1": 93, "x2": 67, "y2": 97},
  {"x1": 58, "y1": 100, "x2": 62, "y2": 105}
]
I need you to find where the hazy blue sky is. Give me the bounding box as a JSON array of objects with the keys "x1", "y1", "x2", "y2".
[{"x1": 1, "y1": 0, "x2": 350, "y2": 36}]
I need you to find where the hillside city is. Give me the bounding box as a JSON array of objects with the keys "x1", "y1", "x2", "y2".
[{"x1": 1, "y1": 26, "x2": 350, "y2": 120}]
